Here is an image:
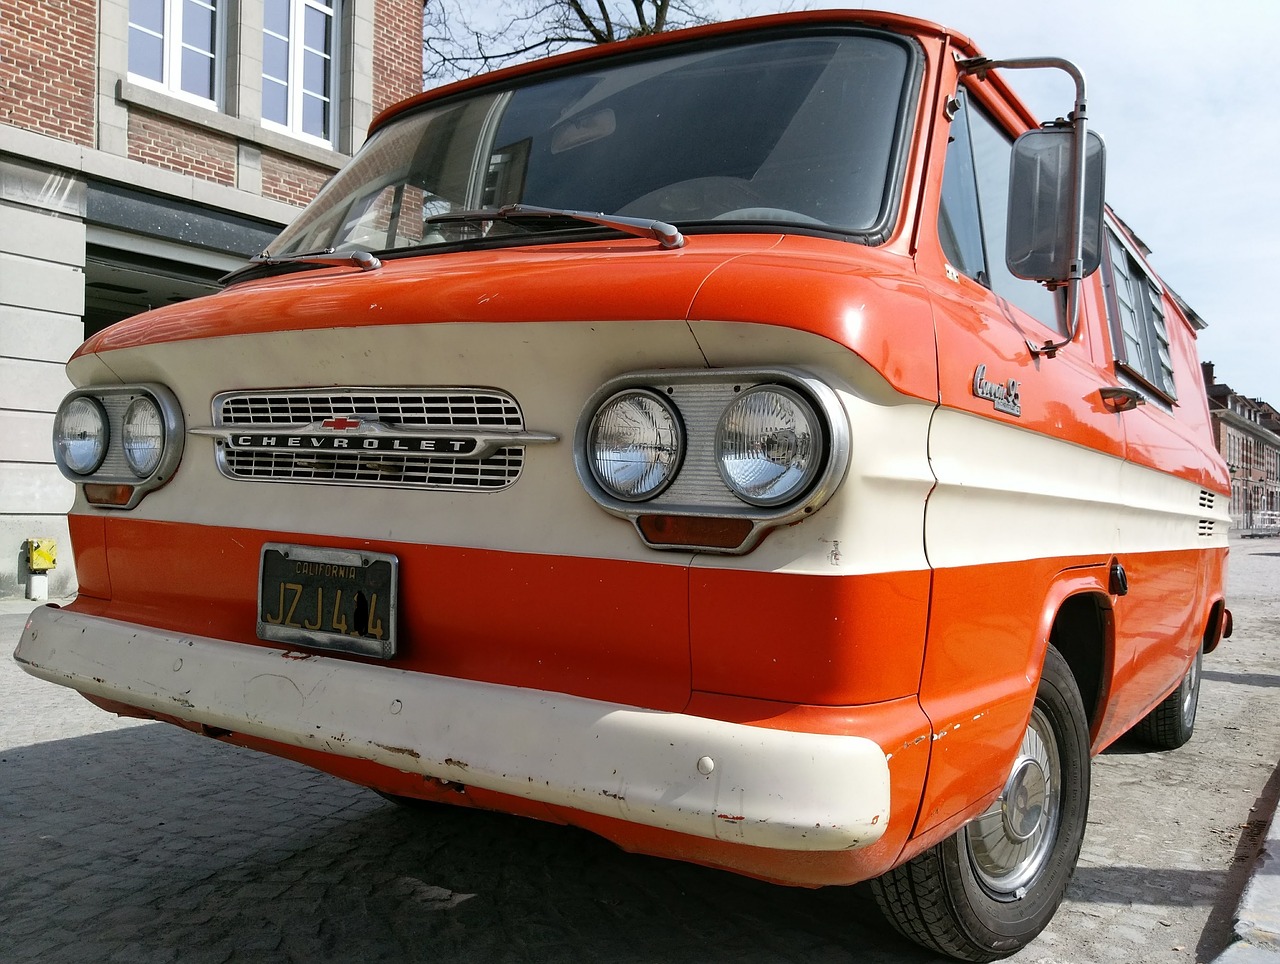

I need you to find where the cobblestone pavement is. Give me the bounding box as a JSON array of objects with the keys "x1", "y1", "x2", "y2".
[{"x1": 2, "y1": 537, "x2": 1277, "y2": 963}]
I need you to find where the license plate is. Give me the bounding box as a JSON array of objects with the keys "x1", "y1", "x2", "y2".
[{"x1": 257, "y1": 544, "x2": 398, "y2": 659}]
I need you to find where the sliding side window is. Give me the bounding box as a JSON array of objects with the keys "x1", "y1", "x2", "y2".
[{"x1": 1102, "y1": 224, "x2": 1176, "y2": 401}]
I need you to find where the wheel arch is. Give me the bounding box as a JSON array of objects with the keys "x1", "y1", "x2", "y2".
[
  {"x1": 1020, "y1": 564, "x2": 1115, "y2": 736},
  {"x1": 907, "y1": 564, "x2": 1111, "y2": 853},
  {"x1": 1203, "y1": 597, "x2": 1231, "y2": 655},
  {"x1": 1046, "y1": 589, "x2": 1114, "y2": 747}
]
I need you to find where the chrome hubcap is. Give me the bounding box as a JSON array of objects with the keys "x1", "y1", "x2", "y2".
[
  {"x1": 1182, "y1": 651, "x2": 1201, "y2": 724},
  {"x1": 1003, "y1": 758, "x2": 1047, "y2": 841},
  {"x1": 966, "y1": 706, "x2": 1062, "y2": 899}
]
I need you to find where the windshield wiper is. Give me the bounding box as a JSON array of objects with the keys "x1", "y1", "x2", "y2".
[
  {"x1": 426, "y1": 203, "x2": 685, "y2": 249},
  {"x1": 220, "y1": 248, "x2": 382, "y2": 285}
]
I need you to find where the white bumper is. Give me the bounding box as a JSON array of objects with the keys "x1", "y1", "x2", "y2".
[{"x1": 15, "y1": 606, "x2": 890, "y2": 851}]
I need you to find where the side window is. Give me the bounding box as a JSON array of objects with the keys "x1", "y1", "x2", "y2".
[
  {"x1": 1102, "y1": 224, "x2": 1177, "y2": 400},
  {"x1": 938, "y1": 90, "x2": 1062, "y2": 331},
  {"x1": 938, "y1": 95, "x2": 986, "y2": 283},
  {"x1": 128, "y1": 0, "x2": 220, "y2": 106}
]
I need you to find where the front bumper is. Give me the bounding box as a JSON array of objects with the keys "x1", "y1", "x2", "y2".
[{"x1": 15, "y1": 605, "x2": 890, "y2": 852}]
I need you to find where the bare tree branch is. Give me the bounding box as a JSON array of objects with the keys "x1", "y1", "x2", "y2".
[
  {"x1": 423, "y1": 0, "x2": 718, "y2": 86},
  {"x1": 563, "y1": 0, "x2": 610, "y2": 43}
]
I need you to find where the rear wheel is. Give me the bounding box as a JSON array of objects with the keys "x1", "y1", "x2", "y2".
[
  {"x1": 871, "y1": 646, "x2": 1090, "y2": 961},
  {"x1": 1133, "y1": 644, "x2": 1202, "y2": 749}
]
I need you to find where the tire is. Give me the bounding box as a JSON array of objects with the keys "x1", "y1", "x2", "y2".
[
  {"x1": 870, "y1": 646, "x2": 1091, "y2": 962},
  {"x1": 1133, "y1": 644, "x2": 1202, "y2": 749}
]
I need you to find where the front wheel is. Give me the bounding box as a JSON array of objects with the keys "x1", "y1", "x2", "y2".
[{"x1": 871, "y1": 646, "x2": 1091, "y2": 962}]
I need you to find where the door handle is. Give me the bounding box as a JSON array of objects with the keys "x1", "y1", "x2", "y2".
[{"x1": 1099, "y1": 386, "x2": 1146, "y2": 413}]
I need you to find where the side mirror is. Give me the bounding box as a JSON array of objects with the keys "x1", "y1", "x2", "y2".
[{"x1": 1006, "y1": 128, "x2": 1106, "y2": 282}]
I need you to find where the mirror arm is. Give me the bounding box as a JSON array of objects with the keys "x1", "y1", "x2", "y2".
[{"x1": 959, "y1": 57, "x2": 1090, "y2": 359}]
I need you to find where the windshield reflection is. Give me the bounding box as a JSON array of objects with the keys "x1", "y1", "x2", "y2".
[{"x1": 270, "y1": 30, "x2": 915, "y2": 258}]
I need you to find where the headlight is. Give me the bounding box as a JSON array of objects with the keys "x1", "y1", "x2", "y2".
[
  {"x1": 587, "y1": 389, "x2": 684, "y2": 501},
  {"x1": 717, "y1": 385, "x2": 823, "y2": 506},
  {"x1": 51, "y1": 384, "x2": 185, "y2": 509},
  {"x1": 122, "y1": 396, "x2": 165, "y2": 477},
  {"x1": 54, "y1": 396, "x2": 109, "y2": 475}
]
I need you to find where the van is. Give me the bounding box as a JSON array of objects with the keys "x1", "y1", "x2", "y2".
[{"x1": 16, "y1": 10, "x2": 1232, "y2": 960}]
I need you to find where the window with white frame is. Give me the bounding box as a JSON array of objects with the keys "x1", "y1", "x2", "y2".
[
  {"x1": 128, "y1": 0, "x2": 220, "y2": 105},
  {"x1": 1102, "y1": 223, "x2": 1177, "y2": 400},
  {"x1": 263, "y1": 0, "x2": 338, "y2": 145}
]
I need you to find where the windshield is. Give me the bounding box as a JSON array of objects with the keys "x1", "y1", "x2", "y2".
[{"x1": 269, "y1": 30, "x2": 916, "y2": 257}]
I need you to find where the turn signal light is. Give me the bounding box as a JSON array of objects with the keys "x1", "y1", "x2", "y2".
[
  {"x1": 84, "y1": 484, "x2": 136, "y2": 506},
  {"x1": 637, "y1": 515, "x2": 754, "y2": 550}
]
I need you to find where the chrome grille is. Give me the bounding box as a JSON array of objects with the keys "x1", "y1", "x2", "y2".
[
  {"x1": 218, "y1": 391, "x2": 523, "y2": 428},
  {"x1": 97, "y1": 391, "x2": 150, "y2": 479},
  {"x1": 213, "y1": 388, "x2": 527, "y2": 491}
]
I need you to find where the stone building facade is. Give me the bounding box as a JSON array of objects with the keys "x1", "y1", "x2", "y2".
[
  {"x1": 0, "y1": 0, "x2": 422, "y2": 596},
  {"x1": 1203, "y1": 363, "x2": 1280, "y2": 535}
]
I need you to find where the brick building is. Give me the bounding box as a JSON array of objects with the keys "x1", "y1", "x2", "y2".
[
  {"x1": 1203, "y1": 362, "x2": 1280, "y2": 536},
  {"x1": 0, "y1": 0, "x2": 423, "y2": 596}
]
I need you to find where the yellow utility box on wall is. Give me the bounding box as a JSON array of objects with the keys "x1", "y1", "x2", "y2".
[
  {"x1": 25, "y1": 538, "x2": 56, "y2": 600},
  {"x1": 26, "y1": 539, "x2": 57, "y2": 573}
]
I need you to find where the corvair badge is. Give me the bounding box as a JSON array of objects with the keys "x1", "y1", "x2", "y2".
[
  {"x1": 972, "y1": 364, "x2": 1022, "y2": 417},
  {"x1": 190, "y1": 418, "x2": 558, "y2": 459}
]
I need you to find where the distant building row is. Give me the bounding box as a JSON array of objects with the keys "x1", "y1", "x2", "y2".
[{"x1": 1203, "y1": 363, "x2": 1280, "y2": 536}]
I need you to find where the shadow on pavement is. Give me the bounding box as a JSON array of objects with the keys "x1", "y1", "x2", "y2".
[
  {"x1": 1202, "y1": 670, "x2": 1280, "y2": 690},
  {"x1": 1, "y1": 702, "x2": 1263, "y2": 963},
  {"x1": 0, "y1": 723, "x2": 936, "y2": 963}
]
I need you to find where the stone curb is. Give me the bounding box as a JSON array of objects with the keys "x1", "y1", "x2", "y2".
[{"x1": 1213, "y1": 771, "x2": 1280, "y2": 962}]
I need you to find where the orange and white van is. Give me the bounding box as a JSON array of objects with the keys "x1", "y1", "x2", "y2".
[{"x1": 16, "y1": 10, "x2": 1231, "y2": 960}]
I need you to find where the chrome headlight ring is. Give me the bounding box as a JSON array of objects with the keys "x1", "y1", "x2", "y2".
[
  {"x1": 575, "y1": 367, "x2": 851, "y2": 553},
  {"x1": 716, "y1": 383, "x2": 826, "y2": 508},
  {"x1": 52, "y1": 384, "x2": 185, "y2": 508},
  {"x1": 586, "y1": 388, "x2": 685, "y2": 502},
  {"x1": 54, "y1": 395, "x2": 110, "y2": 476}
]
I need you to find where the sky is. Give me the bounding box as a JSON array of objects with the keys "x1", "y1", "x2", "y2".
[
  {"x1": 719, "y1": 0, "x2": 1279, "y2": 401},
  {"x1": 452, "y1": 1, "x2": 1277, "y2": 401}
]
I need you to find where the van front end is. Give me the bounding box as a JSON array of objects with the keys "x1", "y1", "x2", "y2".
[{"x1": 17, "y1": 235, "x2": 941, "y2": 887}]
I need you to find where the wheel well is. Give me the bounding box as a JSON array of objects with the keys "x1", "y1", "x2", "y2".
[
  {"x1": 1048, "y1": 593, "x2": 1111, "y2": 732},
  {"x1": 1204, "y1": 599, "x2": 1228, "y2": 654}
]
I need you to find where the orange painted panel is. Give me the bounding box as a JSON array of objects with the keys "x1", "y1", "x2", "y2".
[
  {"x1": 76, "y1": 240, "x2": 779, "y2": 359},
  {"x1": 67, "y1": 513, "x2": 110, "y2": 600},
  {"x1": 1096, "y1": 545, "x2": 1225, "y2": 748},
  {"x1": 927, "y1": 271, "x2": 1128, "y2": 461},
  {"x1": 915, "y1": 548, "x2": 1226, "y2": 835},
  {"x1": 688, "y1": 236, "x2": 938, "y2": 402},
  {"x1": 81, "y1": 517, "x2": 693, "y2": 712},
  {"x1": 77, "y1": 236, "x2": 942, "y2": 405},
  {"x1": 689, "y1": 567, "x2": 931, "y2": 705},
  {"x1": 914, "y1": 557, "x2": 1107, "y2": 834}
]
